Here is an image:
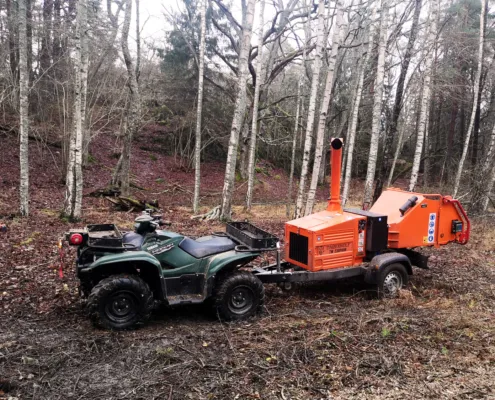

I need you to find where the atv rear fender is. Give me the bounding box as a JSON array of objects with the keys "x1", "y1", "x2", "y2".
[
  {"x1": 205, "y1": 251, "x2": 260, "y2": 280},
  {"x1": 79, "y1": 251, "x2": 164, "y2": 297}
]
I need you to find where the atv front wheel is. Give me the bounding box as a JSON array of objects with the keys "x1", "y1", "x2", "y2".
[
  {"x1": 214, "y1": 271, "x2": 264, "y2": 321},
  {"x1": 88, "y1": 274, "x2": 153, "y2": 330}
]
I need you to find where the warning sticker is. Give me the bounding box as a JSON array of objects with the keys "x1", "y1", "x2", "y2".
[
  {"x1": 317, "y1": 242, "x2": 352, "y2": 255},
  {"x1": 427, "y1": 213, "x2": 436, "y2": 243}
]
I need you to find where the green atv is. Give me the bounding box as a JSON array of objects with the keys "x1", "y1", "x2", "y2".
[{"x1": 62, "y1": 211, "x2": 278, "y2": 330}]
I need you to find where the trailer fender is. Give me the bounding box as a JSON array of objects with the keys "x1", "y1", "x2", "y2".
[
  {"x1": 364, "y1": 253, "x2": 412, "y2": 285},
  {"x1": 79, "y1": 251, "x2": 164, "y2": 297}
]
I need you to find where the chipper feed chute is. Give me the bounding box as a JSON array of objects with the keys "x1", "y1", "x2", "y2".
[
  {"x1": 370, "y1": 189, "x2": 470, "y2": 249},
  {"x1": 285, "y1": 138, "x2": 470, "y2": 272}
]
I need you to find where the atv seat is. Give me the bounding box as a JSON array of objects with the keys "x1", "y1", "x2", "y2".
[
  {"x1": 179, "y1": 235, "x2": 235, "y2": 258},
  {"x1": 122, "y1": 232, "x2": 145, "y2": 249}
]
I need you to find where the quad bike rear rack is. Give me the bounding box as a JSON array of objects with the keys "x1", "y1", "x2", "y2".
[
  {"x1": 212, "y1": 222, "x2": 280, "y2": 253},
  {"x1": 226, "y1": 222, "x2": 279, "y2": 250}
]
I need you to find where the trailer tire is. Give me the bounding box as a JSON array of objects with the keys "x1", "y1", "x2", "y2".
[
  {"x1": 88, "y1": 274, "x2": 153, "y2": 330},
  {"x1": 374, "y1": 263, "x2": 408, "y2": 299},
  {"x1": 214, "y1": 271, "x2": 264, "y2": 321}
]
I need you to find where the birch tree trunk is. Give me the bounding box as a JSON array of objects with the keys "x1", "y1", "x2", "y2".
[
  {"x1": 287, "y1": 82, "x2": 303, "y2": 217},
  {"x1": 112, "y1": 0, "x2": 141, "y2": 196},
  {"x1": 480, "y1": 121, "x2": 495, "y2": 211},
  {"x1": 387, "y1": 124, "x2": 405, "y2": 186},
  {"x1": 40, "y1": 0, "x2": 53, "y2": 75},
  {"x1": 135, "y1": 0, "x2": 141, "y2": 80},
  {"x1": 375, "y1": 0, "x2": 422, "y2": 198},
  {"x1": 294, "y1": 0, "x2": 326, "y2": 218},
  {"x1": 342, "y1": 3, "x2": 377, "y2": 206},
  {"x1": 286, "y1": 2, "x2": 310, "y2": 218},
  {"x1": 19, "y1": 0, "x2": 29, "y2": 216},
  {"x1": 483, "y1": 164, "x2": 495, "y2": 212},
  {"x1": 246, "y1": 0, "x2": 265, "y2": 210},
  {"x1": 220, "y1": 0, "x2": 256, "y2": 220},
  {"x1": 26, "y1": 0, "x2": 33, "y2": 84},
  {"x1": 81, "y1": 2, "x2": 92, "y2": 165},
  {"x1": 305, "y1": 4, "x2": 344, "y2": 215},
  {"x1": 193, "y1": 0, "x2": 207, "y2": 213},
  {"x1": 452, "y1": 0, "x2": 486, "y2": 198},
  {"x1": 408, "y1": 0, "x2": 438, "y2": 192},
  {"x1": 238, "y1": 117, "x2": 250, "y2": 180},
  {"x1": 7, "y1": 0, "x2": 18, "y2": 83},
  {"x1": 422, "y1": 107, "x2": 431, "y2": 187},
  {"x1": 362, "y1": 0, "x2": 388, "y2": 208},
  {"x1": 64, "y1": 0, "x2": 87, "y2": 219},
  {"x1": 76, "y1": 0, "x2": 88, "y2": 217}
]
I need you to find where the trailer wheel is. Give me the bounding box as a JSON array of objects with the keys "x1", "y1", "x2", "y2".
[
  {"x1": 88, "y1": 274, "x2": 153, "y2": 330},
  {"x1": 375, "y1": 263, "x2": 408, "y2": 299},
  {"x1": 214, "y1": 271, "x2": 264, "y2": 321}
]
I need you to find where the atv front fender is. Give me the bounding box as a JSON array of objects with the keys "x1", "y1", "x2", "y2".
[
  {"x1": 80, "y1": 251, "x2": 162, "y2": 273},
  {"x1": 79, "y1": 251, "x2": 165, "y2": 298}
]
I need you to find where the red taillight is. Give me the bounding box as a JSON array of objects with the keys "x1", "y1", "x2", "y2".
[{"x1": 69, "y1": 233, "x2": 83, "y2": 245}]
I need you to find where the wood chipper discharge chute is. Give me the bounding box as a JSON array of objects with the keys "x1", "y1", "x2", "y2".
[{"x1": 285, "y1": 138, "x2": 470, "y2": 272}]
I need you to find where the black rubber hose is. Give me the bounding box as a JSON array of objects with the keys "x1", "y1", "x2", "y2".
[{"x1": 399, "y1": 196, "x2": 418, "y2": 216}]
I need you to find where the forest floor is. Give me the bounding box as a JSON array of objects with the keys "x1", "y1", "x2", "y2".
[{"x1": 0, "y1": 128, "x2": 494, "y2": 399}]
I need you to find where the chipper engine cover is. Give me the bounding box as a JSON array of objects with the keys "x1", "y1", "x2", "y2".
[{"x1": 285, "y1": 138, "x2": 470, "y2": 272}]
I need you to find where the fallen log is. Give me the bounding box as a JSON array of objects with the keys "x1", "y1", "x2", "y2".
[
  {"x1": 191, "y1": 205, "x2": 221, "y2": 221},
  {"x1": 88, "y1": 186, "x2": 121, "y2": 197},
  {"x1": 105, "y1": 196, "x2": 159, "y2": 212}
]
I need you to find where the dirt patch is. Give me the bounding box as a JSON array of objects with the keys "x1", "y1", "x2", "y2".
[{"x1": 0, "y1": 209, "x2": 494, "y2": 399}]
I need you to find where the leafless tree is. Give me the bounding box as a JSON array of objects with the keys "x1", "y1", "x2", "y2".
[
  {"x1": 112, "y1": 0, "x2": 141, "y2": 196},
  {"x1": 246, "y1": 0, "x2": 266, "y2": 210},
  {"x1": 294, "y1": 0, "x2": 325, "y2": 218},
  {"x1": 18, "y1": 0, "x2": 29, "y2": 216},
  {"x1": 193, "y1": 0, "x2": 207, "y2": 213},
  {"x1": 363, "y1": 0, "x2": 388, "y2": 208},
  {"x1": 220, "y1": 0, "x2": 256, "y2": 219}
]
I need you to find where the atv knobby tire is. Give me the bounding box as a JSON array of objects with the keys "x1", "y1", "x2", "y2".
[
  {"x1": 88, "y1": 274, "x2": 153, "y2": 330},
  {"x1": 214, "y1": 271, "x2": 264, "y2": 321}
]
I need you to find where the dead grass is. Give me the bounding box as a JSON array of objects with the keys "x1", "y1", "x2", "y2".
[{"x1": 0, "y1": 203, "x2": 494, "y2": 399}]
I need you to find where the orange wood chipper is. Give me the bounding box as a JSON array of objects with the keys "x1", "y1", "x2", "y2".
[{"x1": 254, "y1": 138, "x2": 470, "y2": 297}]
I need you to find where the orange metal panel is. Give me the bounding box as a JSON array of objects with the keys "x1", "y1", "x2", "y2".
[
  {"x1": 370, "y1": 189, "x2": 442, "y2": 248},
  {"x1": 437, "y1": 199, "x2": 463, "y2": 245},
  {"x1": 369, "y1": 188, "x2": 470, "y2": 249},
  {"x1": 285, "y1": 210, "x2": 365, "y2": 271}
]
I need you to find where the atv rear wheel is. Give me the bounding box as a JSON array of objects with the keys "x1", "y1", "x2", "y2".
[
  {"x1": 214, "y1": 271, "x2": 264, "y2": 321},
  {"x1": 88, "y1": 274, "x2": 153, "y2": 330}
]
